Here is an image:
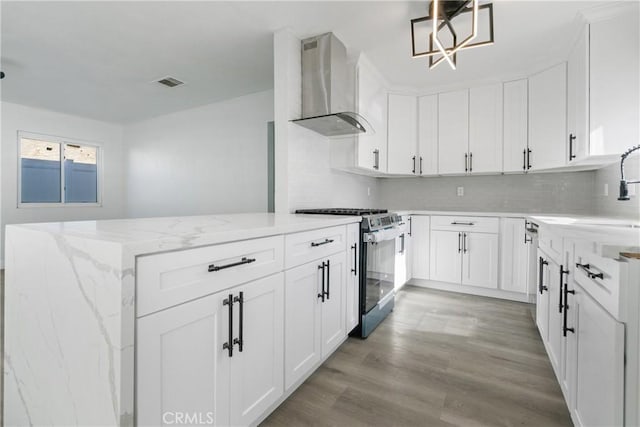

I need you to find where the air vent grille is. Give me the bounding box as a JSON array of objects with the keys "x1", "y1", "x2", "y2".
[{"x1": 157, "y1": 77, "x2": 184, "y2": 88}]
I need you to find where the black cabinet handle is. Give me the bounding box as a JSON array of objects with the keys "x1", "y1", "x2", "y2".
[
  {"x1": 373, "y1": 149, "x2": 379, "y2": 170},
  {"x1": 233, "y1": 291, "x2": 244, "y2": 352},
  {"x1": 451, "y1": 221, "x2": 475, "y2": 226},
  {"x1": 527, "y1": 148, "x2": 532, "y2": 170},
  {"x1": 420, "y1": 157, "x2": 423, "y2": 175},
  {"x1": 311, "y1": 238, "x2": 334, "y2": 247},
  {"x1": 469, "y1": 152, "x2": 473, "y2": 172},
  {"x1": 408, "y1": 217, "x2": 412, "y2": 236},
  {"x1": 539, "y1": 257, "x2": 549, "y2": 294},
  {"x1": 563, "y1": 285, "x2": 576, "y2": 336},
  {"x1": 317, "y1": 262, "x2": 325, "y2": 302},
  {"x1": 463, "y1": 232, "x2": 468, "y2": 254},
  {"x1": 576, "y1": 263, "x2": 604, "y2": 280},
  {"x1": 222, "y1": 294, "x2": 234, "y2": 357},
  {"x1": 523, "y1": 149, "x2": 527, "y2": 171},
  {"x1": 351, "y1": 244, "x2": 357, "y2": 275},
  {"x1": 412, "y1": 156, "x2": 416, "y2": 174},
  {"x1": 325, "y1": 260, "x2": 330, "y2": 300},
  {"x1": 399, "y1": 234, "x2": 405, "y2": 254},
  {"x1": 458, "y1": 232, "x2": 462, "y2": 253},
  {"x1": 465, "y1": 153, "x2": 468, "y2": 172},
  {"x1": 209, "y1": 257, "x2": 256, "y2": 272},
  {"x1": 569, "y1": 134, "x2": 577, "y2": 161},
  {"x1": 559, "y1": 266, "x2": 569, "y2": 313}
]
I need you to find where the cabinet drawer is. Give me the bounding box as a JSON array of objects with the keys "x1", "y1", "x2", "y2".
[
  {"x1": 538, "y1": 225, "x2": 563, "y2": 264},
  {"x1": 573, "y1": 243, "x2": 625, "y2": 321},
  {"x1": 430, "y1": 215, "x2": 499, "y2": 233},
  {"x1": 285, "y1": 225, "x2": 346, "y2": 269},
  {"x1": 137, "y1": 236, "x2": 284, "y2": 317}
]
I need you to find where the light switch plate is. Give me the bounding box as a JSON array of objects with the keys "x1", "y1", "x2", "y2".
[{"x1": 457, "y1": 186, "x2": 464, "y2": 197}]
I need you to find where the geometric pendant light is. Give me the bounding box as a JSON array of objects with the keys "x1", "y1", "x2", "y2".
[{"x1": 411, "y1": 0, "x2": 495, "y2": 70}]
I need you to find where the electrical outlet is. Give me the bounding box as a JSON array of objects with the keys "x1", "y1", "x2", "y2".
[
  {"x1": 604, "y1": 183, "x2": 609, "y2": 197},
  {"x1": 457, "y1": 186, "x2": 464, "y2": 197}
]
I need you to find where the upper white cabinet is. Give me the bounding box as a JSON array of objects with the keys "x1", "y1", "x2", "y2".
[
  {"x1": 588, "y1": 7, "x2": 639, "y2": 159},
  {"x1": 468, "y1": 84, "x2": 503, "y2": 174},
  {"x1": 438, "y1": 89, "x2": 469, "y2": 174},
  {"x1": 567, "y1": 25, "x2": 589, "y2": 163},
  {"x1": 387, "y1": 94, "x2": 418, "y2": 175},
  {"x1": 528, "y1": 62, "x2": 568, "y2": 170},
  {"x1": 355, "y1": 56, "x2": 388, "y2": 172},
  {"x1": 417, "y1": 95, "x2": 438, "y2": 175},
  {"x1": 503, "y1": 79, "x2": 529, "y2": 173}
]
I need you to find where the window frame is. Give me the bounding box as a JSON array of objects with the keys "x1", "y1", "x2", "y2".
[{"x1": 17, "y1": 130, "x2": 104, "y2": 208}]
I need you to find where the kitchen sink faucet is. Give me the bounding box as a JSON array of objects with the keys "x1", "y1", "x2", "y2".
[{"x1": 618, "y1": 144, "x2": 640, "y2": 200}]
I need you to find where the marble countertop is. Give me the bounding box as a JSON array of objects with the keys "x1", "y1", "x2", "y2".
[{"x1": 6, "y1": 213, "x2": 360, "y2": 256}]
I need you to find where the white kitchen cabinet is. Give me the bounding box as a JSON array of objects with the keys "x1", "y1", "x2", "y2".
[
  {"x1": 468, "y1": 84, "x2": 503, "y2": 174},
  {"x1": 411, "y1": 215, "x2": 430, "y2": 280},
  {"x1": 387, "y1": 94, "x2": 418, "y2": 175},
  {"x1": 430, "y1": 230, "x2": 462, "y2": 284},
  {"x1": 394, "y1": 229, "x2": 408, "y2": 291},
  {"x1": 573, "y1": 284, "x2": 624, "y2": 427},
  {"x1": 588, "y1": 8, "x2": 639, "y2": 160},
  {"x1": 404, "y1": 215, "x2": 413, "y2": 282},
  {"x1": 503, "y1": 79, "x2": 529, "y2": 173},
  {"x1": 136, "y1": 273, "x2": 284, "y2": 427},
  {"x1": 499, "y1": 218, "x2": 529, "y2": 294},
  {"x1": 461, "y1": 232, "x2": 498, "y2": 289},
  {"x1": 536, "y1": 250, "x2": 551, "y2": 342},
  {"x1": 546, "y1": 256, "x2": 563, "y2": 376},
  {"x1": 284, "y1": 252, "x2": 346, "y2": 389},
  {"x1": 345, "y1": 223, "x2": 360, "y2": 333},
  {"x1": 355, "y1": 56, "x2": 388, "y2": 172},
  {"x1": 417, "y1": 95, "x2": 438, "y2": 175},
  {"x1": 528, "y1": 62, "x2": 567, "y2": 170},
  {"x1": 438, "y1": 89, "x2": 469, "y2": 174},
  {"x1": 567, "y1": 24, "x2": 589, "y2": 163},
  {"x1": 561, "y1": 240, "x2": 578, "y2": 411}
]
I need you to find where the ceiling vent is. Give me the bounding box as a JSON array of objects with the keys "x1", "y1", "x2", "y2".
[{"x1": 156, "y1": 77, "x2": 184, "y2": 88}]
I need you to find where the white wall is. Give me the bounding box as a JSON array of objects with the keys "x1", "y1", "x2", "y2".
[
  {"x1": 273, "y1": 29, "x2": 379, "y2": 212},
  {"x1": 124, "y1": 90, "x2": 273, "y2": 218},
  {"x1": 0, "y1": 102, "x2": 125, "y2": 266}
]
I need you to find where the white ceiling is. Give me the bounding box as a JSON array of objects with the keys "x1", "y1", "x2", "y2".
[{"x1": 1, "y1": 1, "x2": 604, "y2": 124}]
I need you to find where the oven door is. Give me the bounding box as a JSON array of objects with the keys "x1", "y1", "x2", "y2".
[{"x1": 362, "y1": 227, "x2": 402, "y2": 314}]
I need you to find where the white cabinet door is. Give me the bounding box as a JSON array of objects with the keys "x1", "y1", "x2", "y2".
[
  {"x1": 503, "y1": 79, "x2": 529, "y2": 173},
  {"x1": 430, "y1": 230, "x2": 462, "y2": 283},
  {"x1": 394, "y1": 232, "x2": 408, "y2": 291},
  {"x1": 567, "y1": 25, "x2": 589, "y2": 163},
  {"x1": 469, "y1": 84, "x2": 503, "y2": 174},
  {"x1": 356, "y1": 57, "x2": 388, "y2": 172},
  {"x1": 321, "y1": 252, "x2": 347, "y2": 357},
  {"x1": 546, "y1": 258, "x2": 563, "y2": 375},
  {"x1": 499, "y1": 218, "x2": 529, "y2": 294},
  {"x1": 418, "y1": 95, "x2": 438, "y2": 175},
  {"x1": 438, "y1": 89, "x2": 469, "y2": 174},
  {"x1": 461, "y1": 232, "x2": 498, "y2": 289},
  {"x1": 345, "y1": 223, "x2": 360, "y2": 333},
  {"x1": 137, "y1": 292, "x2": 230, "y2": 427},
  {"x1": 284, "y1": 261, "x2": 322, "y2": 389},
  {"x1": 589, "y1": 9, "x2": 640, "y2": 157},
  {"x1": 536, "y1": 250, "x2": 551, "y2": 342},
  {"x1": 403, "y1": 216, "x2": 413, "y2": 281},
  {"x1": 411, "y1": 216, "x2": 430, "y2": 280},
  {"x1": 561, "y1": 242, "x2": 578, "y2": 411},
  {"x1": 528, "y1": 63, "x2": 567, "y2": 170},
  {"x1": 229, "y1": 274, "x2": 284, "y2": 427},
  {"x1": 573, "y1": 285, "x2": 624, "y2": 427},
  {"x1": 387, "y1": 94, "x2": 418, "y2": 175}
]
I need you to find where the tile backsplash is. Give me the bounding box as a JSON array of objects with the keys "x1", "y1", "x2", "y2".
[{"x1": 378, "y1": 171, "x2": 598, "y2": 215}]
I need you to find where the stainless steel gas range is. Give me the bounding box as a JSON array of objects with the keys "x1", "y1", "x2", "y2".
[{"x1": 295, "y1": 208, "x2": 404, "y2": 337}]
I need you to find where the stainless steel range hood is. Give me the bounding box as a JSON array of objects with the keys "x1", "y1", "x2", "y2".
[{"x1": 291, "y1": 33, "x2": 373, "y2": 137}]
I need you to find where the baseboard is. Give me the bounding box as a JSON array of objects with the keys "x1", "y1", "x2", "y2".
[{"x1": 408, "y1": 278, "x2": 534, "y2": 303}]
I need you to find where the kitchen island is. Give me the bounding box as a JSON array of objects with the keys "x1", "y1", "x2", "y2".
[{"x1": 3, "y1": 213, "x2": 360, "y2": 426}]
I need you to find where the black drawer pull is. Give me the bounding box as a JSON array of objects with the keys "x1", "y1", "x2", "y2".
[
  {"x1": 222, "y1": 294, "x2": 234, "y2": 357},
  {"x1": 351, "y1": 244, "x2": 357, "y2": 275},
  {"x1": 563, "y1": 285, "x2": 576, "y2": 336},
  {"x1": 233, "y1": 292, "x2": 244, "y2": 352},
  {"x1": 311, "y1": 238, "x2": 334, "y2": 247},
  {"x1": 318, "y1": 262, "x2": 326, "y2": 302},
  {"x1": 451, "y1": 221, "x2": 475, "y2": 226},
  {"x1": 576, "y1": 263, "x2": 604, "y2": 280},
  {"x1": 209, "y1": 257, "x2": 256, "y2": 272}
]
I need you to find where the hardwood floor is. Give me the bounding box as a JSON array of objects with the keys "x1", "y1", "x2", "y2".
[{"x1": 262, "y1": 285, "x2": 572, "y2": 427}]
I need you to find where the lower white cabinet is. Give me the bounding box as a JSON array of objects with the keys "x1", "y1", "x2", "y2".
[
  {"x1": 346, "y1": 223, "x2": 360, "y2": 333},
  {"x1": 536, "y1": 251, "x2": 550, "y2": 342},
  {"x1": 284, "y1": 252, "x2": 346, "y2": 389},
  {"x1": 499, "y1": 218, "x2": 530, "y2": 294},
  {"x1": 136, "y1": 273, "x2": 284, "y2": 427},
  {"x1": 411, "y1": 215, "x2": 430, "y2": 280},
  {"x1": 430, "y1": 230, "x2": 498, "y2": 288}
]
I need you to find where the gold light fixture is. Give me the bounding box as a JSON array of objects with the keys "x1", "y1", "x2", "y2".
[{"x1": 411, "y1": 0, "x2": 495, "y2": 70}]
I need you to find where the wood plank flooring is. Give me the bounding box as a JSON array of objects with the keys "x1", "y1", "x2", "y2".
[{"x1": 262, "y1": 285, "x2": 572, "y2": 427}]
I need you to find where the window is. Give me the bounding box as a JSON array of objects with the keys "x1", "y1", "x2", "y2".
[{"x1": 19, "y1": 132, "x2": 101, "y2": 206}]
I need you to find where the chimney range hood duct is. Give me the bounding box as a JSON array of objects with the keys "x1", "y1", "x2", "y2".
[{"x1": 291, "y1": 33, "x2": 373, "y2": 137}]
